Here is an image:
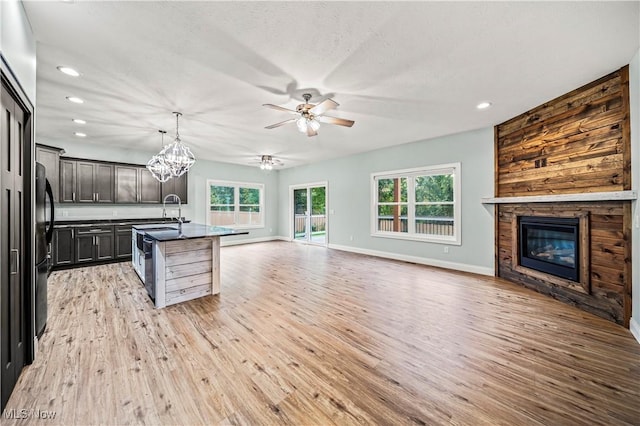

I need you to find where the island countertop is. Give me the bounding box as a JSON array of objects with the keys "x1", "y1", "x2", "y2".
[{"x1": 132, "y1": 223, "x2": 248, "y2": 241}]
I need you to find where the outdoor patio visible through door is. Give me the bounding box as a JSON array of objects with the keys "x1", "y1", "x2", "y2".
[{"x1": 292, "y1": 183, "x2": 327, "y2": 245}]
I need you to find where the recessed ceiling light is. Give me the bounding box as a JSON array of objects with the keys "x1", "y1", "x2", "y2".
[
  {"x1": 72, "y1": 119, "x2": 86, "y2": 124},
  {"x1": 74, "y1": 132, "x2": 87, "y2": 137},
  {"x1": 476, "y1": 101, "x2": 492, "y2": 110},
  {"x1": 66, "y1": 96, "x2": 84, "y2": 104},
  {"x1": 57, "y1": 66, "x2": 80, "y2": 77}
]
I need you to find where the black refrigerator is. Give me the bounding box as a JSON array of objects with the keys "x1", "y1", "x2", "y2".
[{"x1": 35, "y1": 162, "x2": 54, "y2": 338}]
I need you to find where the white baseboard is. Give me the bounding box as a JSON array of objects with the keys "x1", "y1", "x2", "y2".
[
  {"x1": 630, "y1": 317, "x2": 640, "y2": 345},
  {"x1": 327, "y1": 243, "x2": 494, "y2": 276},
  {"x1": 220, "y1": 235, "x2": 288, "y2": 247}
]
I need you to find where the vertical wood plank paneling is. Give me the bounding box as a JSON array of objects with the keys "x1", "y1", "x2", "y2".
[
  {"x1": 155, "y1": 241, "x2": 166, "y2": 308},
  {"x1": 212, "y1": 237, "x2": 220, "y2": 295}
]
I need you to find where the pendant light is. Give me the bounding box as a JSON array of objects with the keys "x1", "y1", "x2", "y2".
[
  {"x1": 146, "y1": 130, "x2": 172, "y2": 182},
  {"x1": 161, "y1": 112, "x2": 195, "y2": 177}
]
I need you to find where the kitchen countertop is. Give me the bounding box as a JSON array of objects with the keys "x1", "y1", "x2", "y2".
[
  {"x1": 55, "y1": 218, "x2": 189, "y2": 228},
  {"x1": 132, "y1": 223, "x2": 248, "y2": 241}
]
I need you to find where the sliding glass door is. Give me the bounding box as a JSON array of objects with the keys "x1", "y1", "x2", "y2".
[{"x1": 292, "y1": 183, "x2": 327, "y2": 245}]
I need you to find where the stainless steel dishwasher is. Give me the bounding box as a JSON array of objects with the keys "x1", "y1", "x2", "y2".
[{"x1": 143, "y1": 236, "x2": 155, "y2": 300}]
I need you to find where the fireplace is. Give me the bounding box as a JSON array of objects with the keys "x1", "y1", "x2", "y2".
[{"x1": 518, "y1": 216, "x2": 580, "y2": 282}]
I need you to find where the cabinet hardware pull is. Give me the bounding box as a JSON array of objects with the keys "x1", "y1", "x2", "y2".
[
  {"x1": 96, "y1": 193, "x2": 99, "y2": 202},
  {"x1": 72, "y1": 192, "x2": 75, "y2": 202},
  {"x1": 10, "y1": 249, "x2": 18, "y2": 275}
]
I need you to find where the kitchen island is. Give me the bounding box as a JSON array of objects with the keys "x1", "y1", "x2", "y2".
[{"x1": 132, "y1": 223, "x2": 247, "y2": 308}]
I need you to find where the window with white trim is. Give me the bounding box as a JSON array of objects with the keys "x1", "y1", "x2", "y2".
[
  {"x1": 207, "y1": 180, "x2": 264, "y2": 229},
  {"x1": 371, "y1": 163, "x2": 461, "y2": 244}
]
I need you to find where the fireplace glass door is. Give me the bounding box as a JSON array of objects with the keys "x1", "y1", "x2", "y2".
[{"x1": 519, "y1": 216, "x2": 579, "y2": 281}]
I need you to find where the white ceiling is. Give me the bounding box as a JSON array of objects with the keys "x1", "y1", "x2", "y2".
[{"x1": 22, "y1": 1, "x2": 640, "y2": 169}]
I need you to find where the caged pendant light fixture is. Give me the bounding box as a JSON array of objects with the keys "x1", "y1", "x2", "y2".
[
  {"x1": 146, "y1": 130, "x2": 172, "y2": 183},
  {"x1": 161, "y1": 112, "x2": 195, "y2": 177}
]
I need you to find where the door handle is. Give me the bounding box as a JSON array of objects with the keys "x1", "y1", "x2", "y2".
[
  {"x1": 45, "y1": 178, "x2": 55, "y2": 244},
  {"x1": 10, "y1": 249, "x2": 18, "y2": 275},
  {"x1": 96, "y1": 192, "x2": 99, "y2": 202},
  {"x1": 72, "y1": 192, "x2": 75, "y2": 202}
]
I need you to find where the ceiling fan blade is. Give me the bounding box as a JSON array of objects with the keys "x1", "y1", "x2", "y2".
[
  {"x1": 317, "y1": 115, "x2": 355, "y2": 127},
  {"x1": 265, "y1": 118, "x2": 297, "y2": 129},
  {"x1": 263, "y1": 104, "x2": 299, "y2": 114},
  {"x1": 310, "y1": 98, "x2": 338, "y2": 116},
  {"x1": 306, "y1": 126, "x2": 318, "y2": 137}
]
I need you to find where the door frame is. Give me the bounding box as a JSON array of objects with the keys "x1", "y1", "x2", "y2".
[
  {"x1": 1, "y1": 54, "x2": 36, "y2": 366},
  {"x1": 0, "y1": 53, "x2": 38, "y2": 408},
  {"x1": 289, "y1": 181, "x2": 329, "y2": 246}
]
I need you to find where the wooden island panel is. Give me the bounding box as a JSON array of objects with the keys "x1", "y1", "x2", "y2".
[{"x1": 154, "y1": 236, "x2": 220, "y2": 308}]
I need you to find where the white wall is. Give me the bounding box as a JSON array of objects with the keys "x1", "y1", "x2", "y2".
[
  {"x1": 0, "y1": 0, "x2": 36, "y2": 103},
  {"x1": 629, "y1": 49, "x2": 640, "y2": 343},
  {"x1": 54, "y1": 140, "x2": 279, "y2": 243},
  {"x1": 278, "y1": 127, "x2": 495, "y2": 275}
]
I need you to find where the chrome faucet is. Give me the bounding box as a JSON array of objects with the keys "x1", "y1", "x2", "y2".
[{"x1": 162, "y1": 194, "x2": 183, "y2": 231}]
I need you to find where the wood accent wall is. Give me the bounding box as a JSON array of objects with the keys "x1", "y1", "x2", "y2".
[
  {"x1": 498, "y1": 202, "x2": 631, "y2": 325},
  {"x1": 494, "y1": 66, "x2": 632, "y2": 327}
]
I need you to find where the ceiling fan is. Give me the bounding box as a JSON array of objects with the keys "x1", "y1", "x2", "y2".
[
  {"x1": 249, "y1": 155, "x2": 283, "y2": 170},
  {"x1": 263, "y1": 93, "x2": 355, "y2": 137}
]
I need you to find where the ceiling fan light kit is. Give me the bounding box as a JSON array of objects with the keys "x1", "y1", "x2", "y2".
[
  {"x1": 260, "y1": 155, "x2": 274, "y2": 170},
  {"x1": 263, "y1": 93, "x2": 355, "y2": 137}
]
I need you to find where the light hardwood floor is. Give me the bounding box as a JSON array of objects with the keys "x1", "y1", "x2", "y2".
[{"x1": 5, "y1": 241, "x2": 640, "y2": 425}]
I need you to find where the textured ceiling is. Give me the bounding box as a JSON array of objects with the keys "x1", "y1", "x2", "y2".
[{"x1": 22, "y1": 1, "x2": 640, "y2": 169}]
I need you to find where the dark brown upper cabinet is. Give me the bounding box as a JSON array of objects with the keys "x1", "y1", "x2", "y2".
[
  {"x1": 161, "y1": 173, "x2": 188, "y2": 204},
  {"x1": 139, "y1": 167, "x2": 162, "y2": 203},
  {"x1": 59, "y1": 159, "x2": 77, "y2": 203},
  {"x1": 35, "y1": 144, "x2": 64, "y2": 202},
  {"x1": 76, "y1": 161, "x2": 114, "y2": 203},
  {"x1": 58, "y1": 156, "x2": 187, "y2": 205},
  {"x1": 115, "y1": 165, "x2": 161, "y2": 204},
  {"x1": 60, "y1": 159, "x2": 114, "y2": 203}
]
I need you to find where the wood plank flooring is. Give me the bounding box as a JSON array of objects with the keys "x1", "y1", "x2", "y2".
[{"x1": 4, "y1": 241, "x2": 640, "y2": 425}]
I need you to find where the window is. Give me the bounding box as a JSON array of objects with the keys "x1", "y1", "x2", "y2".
[
  {"x1": 207, "y1": 180, "x2": 264, "y2": 228},
  {"x1": 371, "y1": 163, "x2": 460, "y2": 244}
]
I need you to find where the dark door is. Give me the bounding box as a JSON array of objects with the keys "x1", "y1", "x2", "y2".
[
  {"x1": 115, "y1": 165, "x2": 138, "y2": 203},
  {"x1": 59, "y1": 159, "x2": 76, "y2": 203},
  {"x1": 76, "y1": 161, "x2": 95, "y2": 203},
  {"x1": 139, "y1": 167, "x2": 161, "y2": 203},
  {"x1": 95, "y1": 164, "x2": 114, "y2": 203},
  {"x1": 52, "y1": 228, "x2": 74, "y2": 266},
  {"x1": 95, "y1": 232, "x2": 114, "y2": 261},
  {"x1": 1, "y1": 79, "x2": 27, "y2": 409},
  {"x1": 75, "y1": 234, "x2": 95, "y2": 263},
  {"x1": 115, "y1": 226, "x2": 133, "y2": 259}
]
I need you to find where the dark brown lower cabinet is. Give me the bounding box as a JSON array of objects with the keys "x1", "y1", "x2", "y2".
[
  {"x1": 115, "y1": 225, "x2": 133, "y2": 259},
  {"x1": 74, "y1": 227, "x2": 114, "y2": 264},
  {"x1": 52, "y1": 228, "x2": 74, "y2": 266}
]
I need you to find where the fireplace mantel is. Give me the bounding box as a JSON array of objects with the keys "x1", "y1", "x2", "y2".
[{"x1": 481, "y1": 190, "x2": 637, "y2": 205}]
